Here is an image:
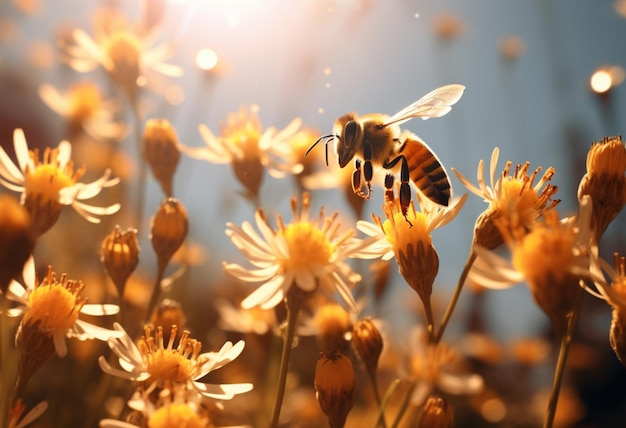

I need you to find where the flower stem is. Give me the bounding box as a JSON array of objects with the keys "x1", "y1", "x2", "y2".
[
  {"x1": 145, "y1": 262, "x2": 167, "y2": 325},
  {"x1": 131, "y1": 99, "x2": 146, "y2": 229},
  {"x1": 270, "y1": 295, "x2": 302, "y2": 428},
  {"x1": 0, "y1": 294, "x2": 17, "y2": 428},
  {"x1": 390, "y1": 381, "x2": 417, "y2": 428},
  {"x1": 543, "y1": 286, "x2": 584, "y2": 428},
  {"x1": 435, "y1": 249, "x2": 476, "y2": 344}
]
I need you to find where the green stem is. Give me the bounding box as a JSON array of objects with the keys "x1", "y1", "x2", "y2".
[
  {"x1": 422, "y1": 297, "x2": 436, "y2": 344},
  {"x1": 370, "y1": 374, "x2": 387, "y2": 428},
  {"x1": 269, "y1": 295, "x2": 302, "y2": 428},
  {"x1": 390, "y1": 381, "x2": 417, "y2": 428},
  {"x1": 435, "y1": 249, "x2": 476, "y2": 344},
  {"x1": 374, "y1": 378, "x2": 401, "y2": 428},
  {"x1": 543, "y1": 287, "x2": 584, "y2": 428}
]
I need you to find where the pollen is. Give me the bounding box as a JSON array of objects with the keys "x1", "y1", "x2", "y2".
[
  {"x1": 281, "y1": 222, "x2": 333, "y2": 269},
  {"x1": 24, "y1": 163, "x2": 76, "y2": 203},
  {"x1": 24, "y1": 268, "x2": 84, "y2": 332},
  {"x1": 139, "y1": 325, "x2": 200, "y2": 385},
  {"x1": 147, "y1": 403, "x2": 205, "y2": 428}
]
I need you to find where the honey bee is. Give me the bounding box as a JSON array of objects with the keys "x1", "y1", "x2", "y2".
[{"x1": 306, "y1": 84, "x2": 465, "y2": 222}]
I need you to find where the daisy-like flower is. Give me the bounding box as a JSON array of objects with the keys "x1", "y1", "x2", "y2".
[
  {"x1": 6, "y1": 256, "x2": 121, "y2": 358},
  {"x1": 98, "y1": 323, "x2": 253, "y2": 401},
  {"x1": 399, "y1": 327, "x2": 483, "y2": 406},
  {"x1": 578, "y1": 135, "x2": 626, "y2": 240},
  {"x1": 179, "y1": 106, "x2": 303, "y2": 200},
  {"x1": 356, "y1": 190, "x2": 467, "y2": 304},
  {"x1": 469, "y1": 196, "x2": 594, "y2": 333},
  {"x1": 223, "y1": 193, "x2": 377, "y2": 312},
  {"x1": 38, "y1": 81, "x2": 126, "y2": 141},
  {"x1": 452, "y1": 147, "x2": 559, "y2": 249},
  {"x1": 62, "y1": 24, "x2": 182, "y2": 98},
  {"x1": 0, "y1": 128, "x2": 121, "y2": 237}
]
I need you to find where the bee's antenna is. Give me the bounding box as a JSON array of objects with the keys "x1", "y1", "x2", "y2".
[{"x1": 305, "y1": 134, "x2": 337, "y2": 166}]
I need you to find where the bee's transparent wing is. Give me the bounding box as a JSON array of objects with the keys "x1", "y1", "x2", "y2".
[{"x1": 382, "y1": 84, "x2": 465, "y2": 127}]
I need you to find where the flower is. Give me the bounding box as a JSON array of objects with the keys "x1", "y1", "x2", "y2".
[
  {"x1": 98, "y1": 323, "x2": 253, "y2": 401},
  {"x1": 452, "y1": 147, "x2": 559, "y2": 249},
  {"x1": 0, "y1": 128, "x2": 121, "y2": 236},
  {"x1": 469, "y1": 196, "x2": 593, "y2": 333},
  {"x1": 179, "y1": 106, "x2": 303, "y2": 200},
  {"x1": 356, "y1": 191, "x2": 466, "y2": 302},
  {"x1": 7, "y1": 256, "x2": 121, "y2": 358},
  {"x1": 223, "y1": 193, "x2": 377, "y2": 312},
  {"x1": 38, "y1": 81, "x2": 126, "y2": 141},
  {"x1": 62, "y1": 24, "x2": 182, "y2": 98},
  {"x1": 577, "y1": 135, "x2": 626, "y2": 240}
]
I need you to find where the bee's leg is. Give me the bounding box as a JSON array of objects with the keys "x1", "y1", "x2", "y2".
[
  {"x1": 352, "y1": 159, "x2": 363, "y2": 195},
  {"x1": 383, "y1": 155, "x2": 412, "y2": 225},
  {"x1": 384, "y1": 173, "x2": 395, "y2": 202},
  {"x1": 360, "y1": 141, "x2": 374, "y2": 198}
]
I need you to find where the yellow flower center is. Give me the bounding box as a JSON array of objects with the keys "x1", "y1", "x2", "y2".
[
  {"x1": 497, "y1": 177, "x2": 540, "y2": 219},
  {"x1": 280, "y1": 222, "x2": 333, "y2": 270},
  {"x1": 68, "y1": 82, "x2": 101, "y2": 122},
  {"x1": 24, "y1": 164, "x2": 75, "y2": 204},
  {"x1": 382, "y1": 208, "x2": 431, "y2": 252},
  {"x1": 103, "y1": 31, "x2": 142, "y2": 90},
  {"x1": 138, "y1": 326, "x2": 202, "y2": 386},
  {"x1": 25, "y1": 269, "x2": 84, "y2": 332},
  {"x1": 148, "y1": 403, "x2": 205, "y2": 428},
  {"x1": 512, "y1": 217, "x2": 575, "y2": 285}
]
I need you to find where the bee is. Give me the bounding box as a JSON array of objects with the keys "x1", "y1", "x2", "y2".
[{"x1": 306, "y1": 84, "x2": 465, "y2": 222}]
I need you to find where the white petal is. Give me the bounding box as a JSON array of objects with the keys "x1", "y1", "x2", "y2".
[
  {"x1": 80, "y1": 304, "x2": 120, "y2": 316},
  {"x1": 193, "y1": 382, "x2": 253, "y2": 399},
  {"x1": 13, "y1": 129, "x2": 30, "y2": 177},
  {"x1": 15, "y1": 401, "x2": 48, "y2": 428},
  {"x1": 241, "y1": 274, "x2": 288, "y2": 309},
  {"x1": 53, "y1": 331, "x2": 68, "y2": 357},
  {"x1": 223, "y1": 263, "x2": 279, "y2": 282}
]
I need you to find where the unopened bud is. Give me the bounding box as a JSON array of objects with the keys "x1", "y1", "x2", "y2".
[
  {"x1": 314, "y1": 351, "x2": 356, "y2": 428},
  {"x1": 150, "y1": 298, "x2": 187, "y2": 338},
  {"x1": 0, "y1": 194, "x2": 35, "y2": 292},
  {"x1": 417, "y1": 395, "x2": 454, "y2": 428},
  {"x1": 101, "y1": 226, "x2": 139, "y2": 298},
  {"x1": 351, "y1": 318, "x2": 383, "y2": 378},
  {"x1": 150, "y1": 198, "x2": 188, "y2": 269},
  {"x1": 143, "y1": 118, "x2": 181, "y2": 197}
]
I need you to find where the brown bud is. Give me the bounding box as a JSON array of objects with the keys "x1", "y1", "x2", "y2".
[
  {"x1": 472, "y1": 209, "x2": 504, "y2": 250},
  {"x1": 398, "y1": 240, "x2": 439, "y2": 305},
  {"x1": 150, "y1": 198, "x2": 188, "y2": 269},
  {"x1": 101, "y1": 225, "x2": 139, "y2": 298},
  {"x1": 314, "y1": 351, "x2": 356, "y2": 428},
  {"x1": 15, "y1": 320, "x2": 56, "y2": 398},
  {"x1": 143, "y1": 118, "x2": 181, "y2": 197},
  {"x1": 417, "y1": 395, "x2": 454, "y2": 428},
  {"x1": 149, "y1": 298, "x2": 187, "y2": 338},
  {"x1": 0, "y1": 194, "x2": 35, "y2": 292},
  {"x1": 351, "y1": 318, "x2": 383, "y2": 378}
]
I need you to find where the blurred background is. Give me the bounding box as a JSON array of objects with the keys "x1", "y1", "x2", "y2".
[{"x1": 1, "y1": 0, "x2": 626, "y2": 426}]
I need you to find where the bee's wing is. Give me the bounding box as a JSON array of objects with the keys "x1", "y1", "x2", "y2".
[{"x1": 382, "y1": 84, "x2": 465, "y2": 127}]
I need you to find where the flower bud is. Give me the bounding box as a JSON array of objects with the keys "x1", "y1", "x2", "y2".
[
  {"x1": 143, "y1": 118, "x2": 181, "y2": 197},
  {"x1": 150, "y1": 298, "x2": 187, "y2": 338},
  {"x1": 15, "y1": 320, "x2": 56, "y2": 398},
  {"x1": 314, "y1": 351, "x2": 356, "y2": 428},
  {"x1": 0, "y1": 194, "x2": 35, "y2": 292},
  {"x1": 417, "y1": 395, "x2": 454, "y2": 428},
  {"x1": 351, "y1": 318, "x2": 383, "y2": 378},
  {"x1": 150, "y1": 198, "x2": 188, "y2": 269},
  {"x1": 101, "y1": 226, "x2": 139, "y2": 298}
]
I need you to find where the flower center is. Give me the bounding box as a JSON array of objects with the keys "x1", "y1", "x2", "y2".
[
  {"x1": 145, "y1": 349, "x2": 193, "y2": 383},
  {"x1": 69, "y1": 82, "x2": 101, "y2": 121},
  {"x1": 496, "y1": 177, "x2": 540, "y2": 223},
  {"x1": 24, "y1": 164, "x2": 74, "y2": 204},
  {"x1": 148, "y1": 403, "x2": 205, "y2": 428},
  {"x1": 382, "y1": 209, "x2": 430, "y2": 251},
  {"x1": 512, "y1": 225, "x2": 574, "y2": 285},
  {"x1": 26, "y1": 280, "x2": 82, "y2": 332},
  {"x1": 281, "y1": 222, "x2": 332, "y2": 270}
]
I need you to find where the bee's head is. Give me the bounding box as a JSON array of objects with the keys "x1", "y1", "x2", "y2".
[{"x1": 334, "y1": 114, "x2": 362, "y2": 168}]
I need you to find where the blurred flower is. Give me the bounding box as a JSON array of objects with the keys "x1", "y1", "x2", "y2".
[
  {"x1": 98, "y1": 323, "x2": 253, "y2": 401},
  {"x1": 223, "y1": 193, "x2": 377, "y2": 312},
  {"x1": 400, "y1": 327, "x2": 483, "y2": 405},
  {"x1": 417, "y1": 395, "x2": 454, "y2": 428},
  {"x1": 314, "y1": 302, "x2": 352, "y2": 353},
  {"x1": 578, "y1": 135, "x2": 626, "y2": 240},
  {"x1": 0, "y1": 129, "x2": 121, "y2": 237},
  {"x1": 7, "y1": 256, "x2": 121, "y2": 358},
  {"x1": 452, "y1": 147, "x2": 559, "y2": 249},
  {"x1": 143, "y1": 118, "x2": 181, "y2": 197},
  {"x1": 0, "y1": 194, "x2": 34, "y2": 292},
  {"x1": 62, "y1": 24, "x2": 182, "y2": 98},
  {"x1": 7, "y1": 399, "x2": 47, "y2": 428},
  {"x1": 179, "y1": 106, "x2": 302, "y2": 200},
  {"x1": 469, "y1": 197, "x2": 593, "y2": 333},
  {"x1": 431, "y1": 12, "x2": 464, "y2": 41},
  {"x1": 38, "y1": 81, "x2": 126, "y2": 141},
  {"x1": 498, "y1": 35, "x2": 526, "y2": 61},
  {"x1": 214, "y1": 297, "x2": 279, "y2": 336}
]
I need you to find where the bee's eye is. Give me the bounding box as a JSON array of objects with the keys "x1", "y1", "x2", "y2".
[{"x1": 344, "y1": 121, "x2": 358, "y2": 147}]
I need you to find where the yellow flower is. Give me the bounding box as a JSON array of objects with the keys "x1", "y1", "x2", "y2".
[
  {"x1": 578, "y1": 135, "x2": 626, "y2": 240},
  {"x1": 38, "y1": 81, "x2": 126, "y2": 141},
  {"x1": 62, "y1": 24, "x2": 182, "y2": 98},
  {"x1": 224, "y1": 193, "x2": 377, "y2": 311},
  {"x1": 147, "y1": 403, "x2": 208, "y2": 428},
  {"x1": 98, "y1": 323, "x2": 253, "y2": 400},
  {"x1": 453, "y1": 147, "x2": 559, "y2": 249},
  {"x1": 0, "y1": 129, "x2": 120, "y2": 236},
  {"x1": 179, "y1": 106, "x2": 302, "y2": 200}
]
